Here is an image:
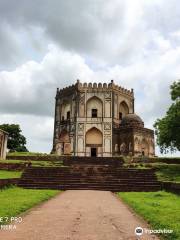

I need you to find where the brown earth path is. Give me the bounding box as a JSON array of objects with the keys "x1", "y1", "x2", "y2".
[{"x1": 0, "y1": 190, "x2": 159, "y2": 240}]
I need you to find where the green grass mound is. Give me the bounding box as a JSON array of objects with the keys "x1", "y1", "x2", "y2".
[
  {"x1": 0, "y1": 170, "x2": 22, "y2": 179},
  {"x1": 118, "y1": 191, "x2": 180, "y2": 240},
  {"x1": 123, "y1": 163, "x2": 180, "y2": 183},
  {"x1": 7, "y1": 152, "x2": 49, "y2": 156},
  {"x1": 0, "y1": 159, "x2": 63, "y2": 167},
  {"x1": 0, "y1": 187, "x2": 59, "y2": 224},
  {"x1": 155, "y1": 164, "x2": 180, "y2": 183}
]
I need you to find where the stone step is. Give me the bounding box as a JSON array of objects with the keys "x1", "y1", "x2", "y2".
[
  {"x1": 22, "y1": 169, "x2": 154, "y2": 174},
  {"x1": 24, "y1": 173, "x2": 155, "y2": 176},
  {"x1": 19, "y1": 180, "x2": 159, "y2": 185},
  {"x1": 18, "y1": 185, "x2": 161, "y2": 191},
  {"x1": 18, "y1": 182, "x2": 161, "y2": 187},
  {"x1": 23, "y1": 172, "x2": 155, "y2": 176},
  {"x1": 63, "y1": 157, "x2": 124, "y2": 166},
  {"x1": 21, "y1": 178, "x2": 158, "y2": 183},
  {"x1": 26, "y1": 165, "x2": 154, "y2": 172},
  {"x1": 19, "y1": 166, "x2": 160, "y2": 192},
  {"x1": 22, "y1": 172, "x2": 155, "y2": 176},
  {"x1": 20, "y1": 177, "x2": 158, "y2": 182},
  {"x1": 25, "y1": 166, "x2": 153, "y2": 169}
]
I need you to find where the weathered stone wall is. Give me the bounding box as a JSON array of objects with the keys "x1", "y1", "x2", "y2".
[
  {"x1": 132, "y1": 157, "x2": 180, "y2": 164},
  {"x1": 161, "y1": 182, "x2": 180, "y2": 194},
  {"x1": 7, "y1": 155, "x2": 63, "y2": 161},
  {"x1": 133, "y1": 128, "x2": 154, "y2": 157},
  {"x1": 0, "y1": 178, "x2": 19, "y2": 189},
  {"x1": 0, "y1": 129, "x2": 8, "y2": 159},
  {"x1": 0, "y1": 162, "x2": 26, "y2": 170}
]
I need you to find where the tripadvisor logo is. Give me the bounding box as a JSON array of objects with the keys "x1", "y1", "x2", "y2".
[{"x1": 135, "y1": 226, "x2": 143, "y2": 236}]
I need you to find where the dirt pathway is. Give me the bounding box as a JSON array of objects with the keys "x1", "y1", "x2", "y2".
[{"x1": 0, "y1": 190, "x2": 159, "y2": 240}]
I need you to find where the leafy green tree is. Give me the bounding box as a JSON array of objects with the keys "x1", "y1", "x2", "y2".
[
  {"x1": 154, "y1": 80, "x2": 180, "y2": 153},
  {"x1": 0, "y1": 124, "x2": 28, "y2": 152}
]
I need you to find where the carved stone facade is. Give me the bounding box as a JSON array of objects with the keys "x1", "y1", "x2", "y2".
[
  {"x1": 0, "y1": 129, "x2": 8, "y2": 159},
  {"x1": 52, "y1": 80, "x2": 155, "y2": 157}
]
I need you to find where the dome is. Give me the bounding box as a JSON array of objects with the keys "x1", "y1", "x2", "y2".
[{"x1": 121, "y1": 113, "x2": 144, "y2": 128}]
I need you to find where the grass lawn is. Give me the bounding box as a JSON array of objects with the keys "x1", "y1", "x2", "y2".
[
  {"x1": 0, "y1": 170, "x2": 22, "y2": 179},
  {"x1": 7, "y1": 152, "x2": 58, "y2": 156},
  {"x1": 0, "y1": 187, "x2": 59, "y2": 224},
  {"x1": 118, "y1": 191, "x2": 180, "y2": 240},
  {"x1": 7, "y1": 152, "x2": 48, "y2": 156},
  {"x1": 154, "y1": 164, "x2": 180, "y2": 183},
  {"x1": 0, "y1": 159, "x2": 64, "y2": 167},
  {"x1": 123, "y1": 163, "x2": 180, "y2": 183}
]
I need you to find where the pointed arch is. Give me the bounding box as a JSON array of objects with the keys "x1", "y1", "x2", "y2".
[
  {"x1": 86, "y1": 127, "x2": 103, "y2": 145},
  {"x1": 86, "y1": 96, "x2": 103, "y2": 118},
  {"x1": 119, "y1": 101, "x2": 129, "y2": 119},
  {"x1": 134, "y1": 137, "x2": 139, "y2": 151},
  {"x1": 141, "y1": 139, "x2": 149, "y2": 156},
  {"x1": 61, "y1": 101, "x2": 71, "y2": 120},
  {"x1": 120, "y1": 142, "x2": 126, "y2": 154}
]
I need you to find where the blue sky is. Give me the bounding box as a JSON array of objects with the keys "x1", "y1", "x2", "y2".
[{"x1": 0, "y1": 0, "x2": 179, "y2": 156}]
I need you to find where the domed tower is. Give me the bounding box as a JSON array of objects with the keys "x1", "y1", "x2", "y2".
[
  {"x1": 113, "y1": 112, "x2": 155, "y2": 157},
  {"x1": 52, "y1": 80, "x2": 155, "y2": 157},
  {"x1": 121, "y1": 113, "x2": 144, "y2": 128}
]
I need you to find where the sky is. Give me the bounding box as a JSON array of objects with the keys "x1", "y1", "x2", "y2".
[{"x1": 0, "y1": 0, "x2": 179, "y2": 156}]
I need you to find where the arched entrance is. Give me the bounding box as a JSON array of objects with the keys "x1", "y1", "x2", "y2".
[
  {"x1": 141, "y1": 139, "x2": 149, "y2": 156},
  {"x1": 86, "y1": 127, "x2": 103, "y2": 157}
]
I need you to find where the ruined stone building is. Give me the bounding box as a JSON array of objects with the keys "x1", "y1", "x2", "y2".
[
  {"x1": 52, "y1": 80, "x2": 155, "y2": 157},
  {"x1": 0, "y1": 129, "x2": 8, "y2": 159}
]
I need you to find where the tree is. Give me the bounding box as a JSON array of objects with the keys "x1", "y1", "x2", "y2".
[
  {"x1": 154, "y1": 80, "x2": 180, "y2": 153},
  {"x1": 0, "y1": 124, "x2": 28, "y2": 152}
]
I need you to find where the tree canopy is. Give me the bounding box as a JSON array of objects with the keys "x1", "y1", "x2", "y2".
[
  {"x1": 0, "y1": 124, "x2": 28, "y2": 152},
  {"x1": 154, "y1": 80, "x2": 180, "y2": 153}
]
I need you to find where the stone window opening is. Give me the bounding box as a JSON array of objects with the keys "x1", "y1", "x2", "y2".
[
  {"x1": 92, "y1": 109, "x2": 98, "y2": 118},
  {"x1": 67, "y1": 111, "x2": 70, "y2": 120},
  {"x1": 119, "y1": 112, "x2": 122, "y2": 120},
  {"x1": 62, "y1": 116, "x2": 64, "y2": 121},
  {"x1": 119, "y1": 101, "x2": 129, "y2": 118}
]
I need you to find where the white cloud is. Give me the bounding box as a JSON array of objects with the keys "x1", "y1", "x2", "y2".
[
  {"x1": 0, "y1": 114, "x2": 53, "y2": 153},
  {"x1": 0, "y1": 45, "x2": 93, "y2": 116},
  {"x1": 0, "y1": 1, "x2": 179, "y2": 155}
]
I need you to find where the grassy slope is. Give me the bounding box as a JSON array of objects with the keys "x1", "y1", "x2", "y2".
[
  {"x1": 0, "y1": 170, "x2": 22, "y2": 179},
  {"x1": 124, "y1": 163, "x2": 180, "y2": 183},
  {"x1": 0, "y1": 159, "x2": 63, "y2": 167},
  {"x1": 7, "y1": 152, "x2": 48, "y2": 156},
  {"x1": 154, "y1": 164, "x2": 180, "y2": 183},
  {"x1": 0, "y1": 187, "x2": 59, "y2": 224},
  {"x1": 118, "y1": 191, "x2": 180, "y2": 240},
  {"x1": 7, "y1": 152, "x2": 58, "y2": 157}
]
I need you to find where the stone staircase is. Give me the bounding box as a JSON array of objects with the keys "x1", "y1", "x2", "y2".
[
  {"x1": 18, "y1": 163, "x2": 161, "y2": 191},
  {"x1": 62, "y1": 156, "x2": 124, "y2": 166}
]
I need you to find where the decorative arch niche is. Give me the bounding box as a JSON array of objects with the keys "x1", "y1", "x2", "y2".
[
  {"x1": 86, "y1": 127, "x2": 103, "y2": 146},
  {"x1": 119, "y1": 101, "x2": 129, "y2": 119},
  {"x1": 134, "y1": 137, "x2": 140, "y2": 152},
  {"x1": 86, "y1": 96, "x2": 103, "y2": 118},
  {"x1": 61, "y1": 101, "x2": 71, "y2": 120},
  {"x1": 120, "y1": 142, "x2": 126, "y2": 155},
  {"x1": 141, "y1": 139, "x2": 149, "y2": 156}
]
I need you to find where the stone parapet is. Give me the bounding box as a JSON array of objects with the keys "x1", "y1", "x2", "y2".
[{"x1": 57, "y1": 79, "x2": 134, "y2": 97}]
